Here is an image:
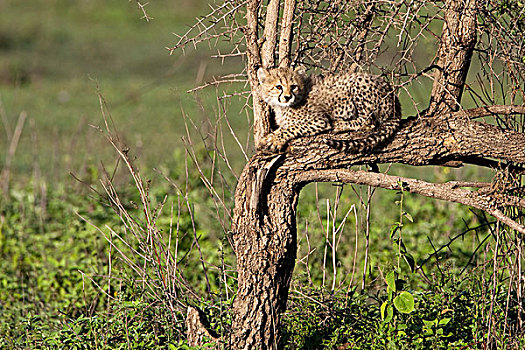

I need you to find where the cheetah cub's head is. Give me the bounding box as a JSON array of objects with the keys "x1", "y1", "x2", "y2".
[{"x1": 257, "y1": 67, "x2": 307, "y2": 108}]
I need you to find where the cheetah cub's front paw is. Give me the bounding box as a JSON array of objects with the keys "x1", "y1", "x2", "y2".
[{"x1": 258, "y1": 133, "x2": 286, "y2": 153}]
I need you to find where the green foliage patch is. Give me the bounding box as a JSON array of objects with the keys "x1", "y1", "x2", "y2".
[{"x1": 282, "y1": 276, "x2": 523, "y2": 349}]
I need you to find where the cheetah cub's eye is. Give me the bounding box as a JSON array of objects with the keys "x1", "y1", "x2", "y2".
[
  {"x1": 275, "y1": 85, "x2": 283, "y2": 91},
  {"x1": 290, "y1": 85, "x2": 298, "y2": 91}
]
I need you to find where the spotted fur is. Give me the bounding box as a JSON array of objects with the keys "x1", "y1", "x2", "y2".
[{"x1": 257, "y1": 67, "x2": 401, "y2": 153}]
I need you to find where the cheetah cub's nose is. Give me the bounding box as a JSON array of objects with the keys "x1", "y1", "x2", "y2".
[{"x1": 283, "y1": 95, "x2": 292, "y2": 102}]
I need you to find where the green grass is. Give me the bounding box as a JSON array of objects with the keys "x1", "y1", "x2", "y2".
[{"x1": 2, "y1": 177, "x2": 521, "y2": 349}]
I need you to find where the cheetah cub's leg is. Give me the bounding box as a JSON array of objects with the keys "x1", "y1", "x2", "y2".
[{"x1": 259, "y1": 113, "x2": 331, "y2": 152}]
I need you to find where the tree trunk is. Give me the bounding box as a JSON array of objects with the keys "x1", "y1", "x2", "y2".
[
  {"x1": 230, "y1": 157, "x2": 300, "y2": 349},
  {"x1": 227, "y1": 109, "x2": 525, "y2": 348}
]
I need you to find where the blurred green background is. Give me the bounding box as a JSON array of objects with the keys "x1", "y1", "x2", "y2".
[{"x1": 0, "y1": 0, "x2": 245, "y2": 184}]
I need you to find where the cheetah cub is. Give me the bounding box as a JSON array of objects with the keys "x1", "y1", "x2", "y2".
[{"x1": 257, "y1": 67, "x2": 401, "y2": 153}]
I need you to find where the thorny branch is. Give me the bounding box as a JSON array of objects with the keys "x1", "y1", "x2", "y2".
[{"x1": 134, "y1": 0, "x2": 153, "y2": 22}]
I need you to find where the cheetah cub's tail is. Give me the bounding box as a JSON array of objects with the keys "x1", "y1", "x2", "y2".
[
  {"x1": 326, "y1": 100, "x2": 402, "y2": 153},
  {"x1": 327, "y1": 118, "x2": 401, "y2": 152}
]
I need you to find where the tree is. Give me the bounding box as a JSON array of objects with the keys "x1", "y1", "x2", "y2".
[{"x1": 171, "y1": 0, "x2": 525, "y2": 348}]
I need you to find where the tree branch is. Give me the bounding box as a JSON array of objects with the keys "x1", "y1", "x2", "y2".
[
  {"x1": 427, "y1": 0, "x2": 478, "y2": 115},
  {"x1": 245, "y1": 0, "x2": 271, "y2": 147},
  {"x1": 453, "y1": 105, "x2": 525, "y2": 119},
  {"x1": 347, "y1": 4, "x2": 375, "y2": 73},
  {"x1": 261, "y1": 0, "x2": 280, "y2": 68},
  {"x1": 295, "y1": 169, "x2": 525, "y2": 235},
  {"x1": 280, "y1": 109, "x2": 525, "y2": 170},
  {"x1": 278, "y1": 0, "x2": 296, "y2": 68},
  {"x1": 242, "y1": 106, "x2": 525, "y2": 240}
]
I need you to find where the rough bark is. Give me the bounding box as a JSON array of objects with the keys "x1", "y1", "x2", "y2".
[
  {"x1": 427, "y1": 0, "x2": 478, "y2": 115},
  {"x1": 229, "y1": 159, "x2": 300, "y2": 349},
  {"x1": 186, "y1": 306, "x2": 219, "y2": 346},
  {"x1": 287, "y1": 114, "x2": 525, "y2": 168}
]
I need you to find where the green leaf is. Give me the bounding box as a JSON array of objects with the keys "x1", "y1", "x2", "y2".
[
  {"x1": 381, "y1": 301, "x2": 394, "y2": 323},
  {"x1": 423, "y1": 319, "x2": 435, "y2": 328},
  {"x1": 393, "y1": 291, "x2": 415, "y2": 314},
  {"x1": 390, "y1": 223, "x2": 400, "y2": 238},
  {"x1": 403, "y1": 212, "x2": 413, "y2": 222},
  {"x1": 385, "y1": 271, "x2": 396, "y2": 292},
  {"x1": 384, "y1": 304, "x2": 394, "y2": 323},
  {"x1": 403, "y1": 253, "x2": 416, "y2": 273},
  {"x1": 380, "y1": 301, "x2": 388, "y2": 320},
  {"x1": 438, "y1": 317, "x2": 451, "y2": 325},
  {"x1": 398, "y1": 239, "x2": 407, "y2": 253}
]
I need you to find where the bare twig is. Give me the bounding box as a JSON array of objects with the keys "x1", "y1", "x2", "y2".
[
  {"x1": 1, "y1": 111, "x2": 27, "y2": 197},
  {"x1": 133, "y1": 0, "x2": 153, "y2": 22}
]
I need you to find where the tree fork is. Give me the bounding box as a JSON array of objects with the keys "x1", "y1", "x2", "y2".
[{"x1": 225, "y1": 107, "x2": 525, "y2": 348}]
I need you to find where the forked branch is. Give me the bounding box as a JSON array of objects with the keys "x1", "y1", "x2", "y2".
[{"x1": 226, "y1": 103, "x2": 525, "y2": 348}]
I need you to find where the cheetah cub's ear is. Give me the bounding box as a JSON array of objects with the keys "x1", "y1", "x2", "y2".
[
  {"x1": 294, "y1": 66, "x2": 306, "y2": 77},
  {"x1": 257, "y1": 67, "x2": 270, "y2": 84}
]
